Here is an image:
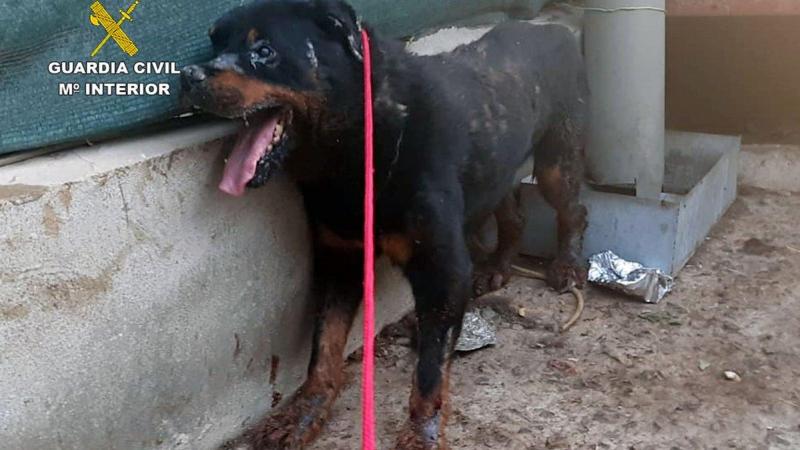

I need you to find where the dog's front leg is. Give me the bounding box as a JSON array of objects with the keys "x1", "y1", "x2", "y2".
[
  {"x1": 395, "y1": 197, "x2": 472, "y2": 450},
  {"x1": 251, "y1": 242, "x2": 362, "y2": 450}
]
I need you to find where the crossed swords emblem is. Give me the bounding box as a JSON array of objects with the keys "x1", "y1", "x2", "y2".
[{"x1": 89, "y1": 0, "x2": 140, "y2": 57}]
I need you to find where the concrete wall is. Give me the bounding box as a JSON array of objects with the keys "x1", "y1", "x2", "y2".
[
  {"x1": 0, "y1": 124, "x2": 412, "y2": 449},
  {"x1": 668, "y1": 0, "x2": 800, "y2": 15},
  {"x1": 665, "y1": 0, "x2": 800, "y2": 145},
  {"x1": 738, "y1": 144, "x2": 800, "y2": 193}
]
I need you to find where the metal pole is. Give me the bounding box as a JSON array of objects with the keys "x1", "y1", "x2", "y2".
[{"x1": 584, "y1": 0, "x2": 666, "y2": 199}]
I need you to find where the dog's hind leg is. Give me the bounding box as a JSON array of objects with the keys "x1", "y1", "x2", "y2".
[
  {"x1": 472, "y1": 189, "x2": 525, "y2": 296},
  {"x1": 534, "y1": 119, "x2": 588, "y2": 292},
  {"x1": 395, "y1": 194, "x2": 472, "y2": 449},
  {"x1": 251, "y1": 242, "x2": 362, "y2": 450}
]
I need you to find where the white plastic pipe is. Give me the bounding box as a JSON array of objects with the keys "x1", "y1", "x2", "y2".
[{"x1": 584, "y1": 0, "x2": 666, "y2": 199}]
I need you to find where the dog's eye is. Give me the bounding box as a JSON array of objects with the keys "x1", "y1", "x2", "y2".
[
  {"x1": 258, "y1": 45, "x2": 274, "y2": 59},
  {"x1": 249, "y1": 42, "x2": 277, "y2": 67}
]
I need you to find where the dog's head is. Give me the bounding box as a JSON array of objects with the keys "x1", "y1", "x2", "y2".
[{"x1": 181, "y1": 0, "x2": 363, "y2": 196}]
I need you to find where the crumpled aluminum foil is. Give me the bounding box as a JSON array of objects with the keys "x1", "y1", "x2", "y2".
[
  {"x1": 455, "y1": 310, "x2": 496, "y2": 352},
  {"x1": 588, "y1": 251, "x2": 674, "y2": 303}
]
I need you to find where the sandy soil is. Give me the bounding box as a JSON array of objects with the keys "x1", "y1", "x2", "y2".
[{"x1": 309, "y1": 187, "x2": 800, "y2": 450}]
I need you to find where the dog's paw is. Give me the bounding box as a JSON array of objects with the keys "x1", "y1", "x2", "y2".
[
  {"x1": 546, "y1": 258, "x2": 587, "y2": 293},
  {"x1": 472, "y1": 263, "x2": 512, "y2": 297},
  {"x1": 250, "y1": 395, "x2": 330, "y2": 450},
  {"x1": 251, "y1": 413, "x2": 301, "y2": 450},
  {"x1": 394, "y1": 421, "x2": 448, "y2": 450}
]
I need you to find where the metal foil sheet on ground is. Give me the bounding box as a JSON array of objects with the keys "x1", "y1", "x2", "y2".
[
  {"x1": 456, "y1": 310, "x2": 496, "y2": 352},
  {"x1": 588, "y1": 251, "x2": 674, "y2": 303}
]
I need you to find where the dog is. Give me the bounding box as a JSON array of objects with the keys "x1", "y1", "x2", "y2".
[{"x1": 181, "y1": 1, "x2": 588, "y2": 448}]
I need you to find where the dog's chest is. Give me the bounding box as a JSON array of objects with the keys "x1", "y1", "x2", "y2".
[{"x1": 316, "y1": 224, "x2": 414, "y2": 267}]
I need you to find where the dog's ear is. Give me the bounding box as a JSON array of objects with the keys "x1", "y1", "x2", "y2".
[
  {"x1": 314, "y1": 0, "x2": 363, "y2": 61},
  {"x1": 208, "y1": 11, "x2": 237, "y2": 52}
]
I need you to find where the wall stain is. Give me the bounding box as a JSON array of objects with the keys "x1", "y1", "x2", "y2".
[
  {"x1": 0, "y1": 184, "x2": 47, "y2": 205},
  {"x1": 270, "y1": 355, "x2": 282, "y2": 407},
  {"x1": 42, "y1": 203, "x2": 61, "y2": 237},
  {"x1": 233, "y1": 333, "x2": 242, "y2": 359},
  {"x1": 36, "y1": 244, "x2": 132, "y2": 311},
  {"x1": 92, "y1": 173, "x2": 111, "y2": 187},
  {"x1": 0, "y1": 304, "x2": 30, "y2": 321},
  {"x1": 57, "y1": 185, "x2": 73, "y2": 212}
]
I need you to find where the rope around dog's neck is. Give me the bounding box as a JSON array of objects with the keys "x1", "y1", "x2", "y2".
[{"x1": 360, "y1": 28, "x2": 376, "y2": 450}]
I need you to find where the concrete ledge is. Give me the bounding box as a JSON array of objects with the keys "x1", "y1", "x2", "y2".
[
  {"x1": 0, "y1": 124, "x2": 412, "y2": 449},
  {"x1": 739, "y1": 144, "x2": 800, "y2": 193}
]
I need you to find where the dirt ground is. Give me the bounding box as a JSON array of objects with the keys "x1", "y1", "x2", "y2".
[{"x1": 309, "y1": 187, "x2": 800, "y2": 450}]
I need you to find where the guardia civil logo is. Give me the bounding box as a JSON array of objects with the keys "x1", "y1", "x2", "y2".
[{"x1": 89, "y1": 0, "x2": 140, "y2": 57}]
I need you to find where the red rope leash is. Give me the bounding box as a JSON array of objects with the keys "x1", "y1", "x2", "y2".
[{"x1": 360, "y1": 28, "x2": 376, "y2": 450}]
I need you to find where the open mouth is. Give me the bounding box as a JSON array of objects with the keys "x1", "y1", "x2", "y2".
[{"x1": 218, "y1": 107, "x2": 293, "y2": 196}]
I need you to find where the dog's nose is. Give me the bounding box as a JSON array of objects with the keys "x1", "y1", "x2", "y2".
[{"x1": 181, "y1": 64, "x2": 207, "y2": 87}]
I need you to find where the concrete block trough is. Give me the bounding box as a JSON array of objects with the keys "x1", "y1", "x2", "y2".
[{"x1": 521, "y1": 131, "x2": 741, "y2": 275}]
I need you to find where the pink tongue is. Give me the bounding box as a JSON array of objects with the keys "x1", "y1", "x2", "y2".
[{"x1": 219, "y1": 116, "x2": 280, "y2": 196}]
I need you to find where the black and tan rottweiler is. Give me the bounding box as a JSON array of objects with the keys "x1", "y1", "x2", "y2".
[{"x1": 181, "y1": 0, "x2": 588, "y2": 448}]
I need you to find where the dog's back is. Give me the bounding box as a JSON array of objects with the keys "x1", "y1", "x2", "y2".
[
  {"x1": 457, "y1": 23, "x2": 584, "y2": 93},
  {"x1": 424, "y1": 23, "x2": 587, "y2": 112},
  {"x1": 404, "y1": 22, "x2": 588, "y2": 222}
]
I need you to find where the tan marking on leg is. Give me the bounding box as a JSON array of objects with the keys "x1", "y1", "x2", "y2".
[
  {"x1": 253, "y1": 306, "x2": 354, "y2": 448},
  {"x1": 380, "y1": 233, "x2": 414, "y2": 266},
  {"x1": 537, "y1": 166, "x2": 564, "y2": 203},
  {"x1": 537, "y1": 166, "x2": 573, "y2": 238},
  {"x1": 317, "y1": 226, "x2": 363, "y2": 252},
  {"x1": 304, "y1": 307, "x2": 352, "y2": 397}
]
